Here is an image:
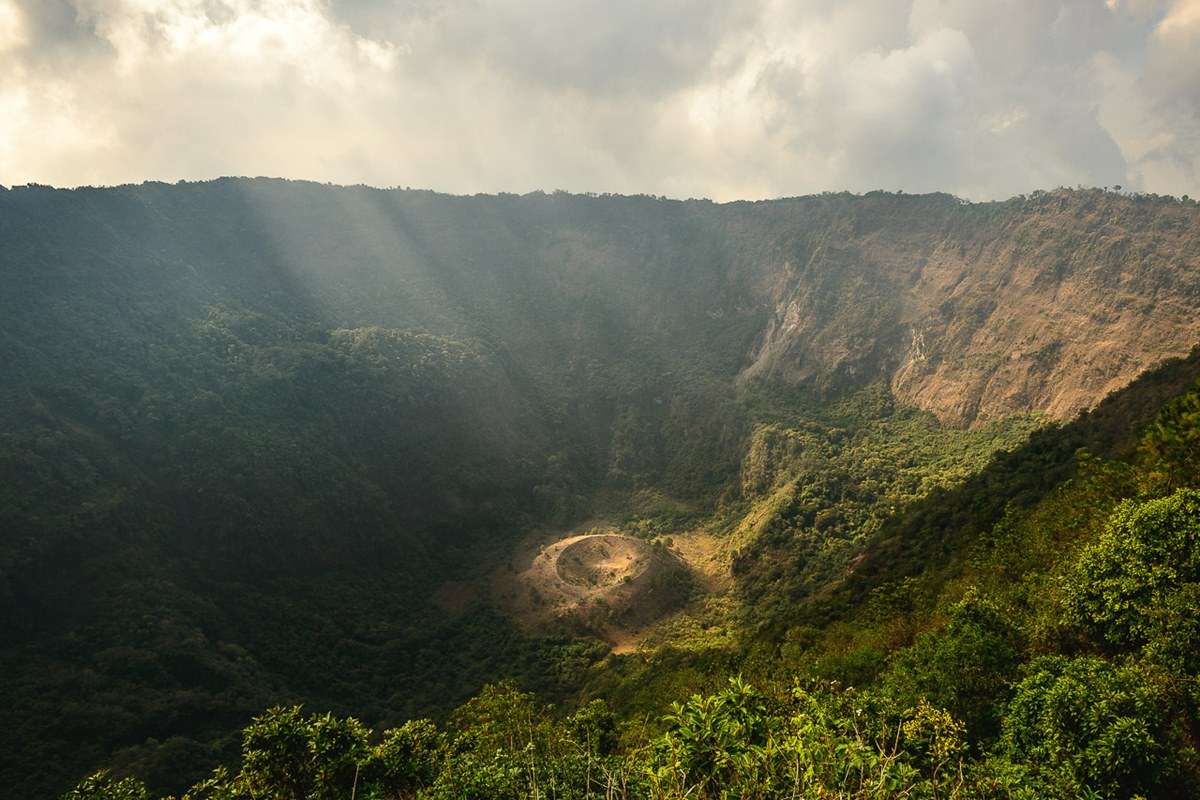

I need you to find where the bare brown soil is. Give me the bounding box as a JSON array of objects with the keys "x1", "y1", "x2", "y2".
[{"x1": 492, "y1": 529, "x2": 690, "y2": 646}]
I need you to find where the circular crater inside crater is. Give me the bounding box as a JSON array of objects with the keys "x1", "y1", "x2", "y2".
[
  {"x1": 500, "y1": 531, "x2": 691, "y2": 645},
  {"x1": 555, "y1": 534, "x2": 650, "y2": 589}
]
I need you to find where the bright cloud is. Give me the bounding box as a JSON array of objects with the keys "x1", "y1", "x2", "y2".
[{"x1": 1, "y1": 0, "x2": 1197, "y2": 199}]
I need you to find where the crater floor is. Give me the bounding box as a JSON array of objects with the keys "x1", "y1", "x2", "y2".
[{"x1": 494, "y1": 531, "x2": 690, "y2": 646}]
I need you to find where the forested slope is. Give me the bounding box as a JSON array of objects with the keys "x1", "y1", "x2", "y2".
[
  {"x1": 2, "y1": 180, "x2": 1199, "y2": 795},
  {"x1": 65, "y1": 346, "x2": 1200, "y2": 800}
]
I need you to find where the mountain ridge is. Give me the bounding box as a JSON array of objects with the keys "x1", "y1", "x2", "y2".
[{"x1": 7, "y1": 180, "x2": 1199, "y2": 431}]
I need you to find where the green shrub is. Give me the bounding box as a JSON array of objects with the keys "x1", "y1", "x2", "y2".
[
  {"x1": 1001, "y1": 656, "x2": 1180, "y2": 798},
  {"x1": 61, "y1": 772, "x2": 150, "y2": 800},
  {"x1": 370, "y1": 719, "x2": 445, "y2": 799},
  {"x1": 1065, "y1": 489, "x2": 1200, "y2": 649},
  {"x1": 881, "y1": 589, "x2": 1020, "y2": 742}
]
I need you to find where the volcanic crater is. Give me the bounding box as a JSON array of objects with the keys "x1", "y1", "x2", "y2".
[{"x1": 497, "y1": 531, "x2": 691, "y2": 645}]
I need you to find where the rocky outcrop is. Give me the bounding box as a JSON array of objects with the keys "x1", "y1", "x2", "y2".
[{"x1": 736, "y1": 190, "x2": 1200, "y2": 426}]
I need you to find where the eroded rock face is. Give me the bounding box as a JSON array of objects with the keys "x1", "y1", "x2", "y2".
[{"x1": 737, "y1": 190, "x2": 1200, "y2": 426}]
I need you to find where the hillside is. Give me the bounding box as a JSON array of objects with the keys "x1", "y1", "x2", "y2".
[
  {"x1": 2, "y1": 180, "x2": 1199, "y2": 796},
  {"x1": 61, "y1": 344, "x2": 1200, "y2": 800}
]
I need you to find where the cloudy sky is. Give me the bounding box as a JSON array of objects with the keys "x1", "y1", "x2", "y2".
[{"x1": 1, "y1": 0, "x2": 1198, "y2": 200}]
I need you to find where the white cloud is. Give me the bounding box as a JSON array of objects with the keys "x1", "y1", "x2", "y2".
[
  {"x1": 0, "y1": 0, "x2": 25, "y2": 52},
  {"x1": 1158, "y1": 0, "x2": 1200, "y2": 33},
  {"x1": 0, "y1": 0, "x2": 1197, "y2": 199}
]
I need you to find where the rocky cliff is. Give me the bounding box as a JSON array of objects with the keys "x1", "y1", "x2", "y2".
[{"x1": 735, "y1": 189, "x2": 1200, "y2": 425}]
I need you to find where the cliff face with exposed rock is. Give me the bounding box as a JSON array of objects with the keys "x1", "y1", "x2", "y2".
[{"x1": 736, "y1": 189, "x2": 1200, "y2": 425}]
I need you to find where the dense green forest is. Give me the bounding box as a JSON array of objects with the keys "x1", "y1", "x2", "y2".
[
  {"x1": 2, "y1": 180, "x2": 1199, "y2": 797},
  {"x1": 64, "y1": 347, "x2": 1200, "y2": 798}
]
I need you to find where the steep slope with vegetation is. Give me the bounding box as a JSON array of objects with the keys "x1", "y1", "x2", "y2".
[
  {"x1": 66, "y1": 349, "x2": 1200, "y2": 799},
  {"x1": 1, "y1": 180, "x2": 1198, "y2": 796}
]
